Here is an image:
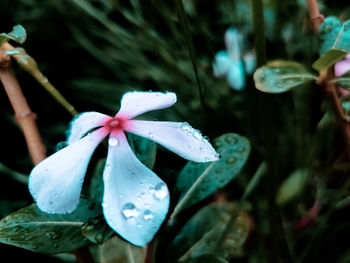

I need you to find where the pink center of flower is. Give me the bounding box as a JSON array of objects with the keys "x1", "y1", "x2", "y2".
[{"x1": 104, "y1": 116, "x2": 129, "y2": 132}]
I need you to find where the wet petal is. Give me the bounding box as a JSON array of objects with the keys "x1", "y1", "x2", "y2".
[
  {"x1": 102, "y1": 130, "x2": 169, "y2": 246},
  {"x1": 66, "y1": 111, "x2": 111, "y2": 145},
  {"x1": 116, "y1": 91, "x2": 177, "y2": 119},
  {"x1": 125, "y1": 120, "x2": 219, "y2": 162},
  {"x1": 335, "y1": 54, "x2": 350, "y2": 77},
  {"x1": 227, "y1": 60, "x2": 246, "y2": 91},
  {"x1": 29, "y1": 128, "x2": 108, "y2": 214},
  {"x1": 213, "y1": 51, "x2": 231, "y2": 77},
  {"x1": 224, "y1": 27, "x2": 243, "y2": 61}
]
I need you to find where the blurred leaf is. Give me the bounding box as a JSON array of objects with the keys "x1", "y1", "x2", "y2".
[
  {"x1": 170, "y1": 202, "x2": 252, "y2": 261},
  {"x1": 253, "y1": 60, "x2": 316, "y2": 93},
  {"x1": 89, "y1": 158, "x2": 107, "y2": 204},
  {"x1": 0, "y1": 198, "x2": 100, "y2": 254},
  {"x1": 319, "y1": 17, "x2": 350, "y2": 56},
  {"x1": 99, "y1": 236, "x2": 146, "y2": 263},
  {"x1": 0, "y1": 25, "x2": 26, "y2": 45},
  {"x1": 128, "y1": 133, "x2": 157, "y2": 169},
  {"x1": 179, "y1": 254, "x2": 229, "y2": 263},
  {"x1": 276, "y1": 169, "x2": 309, "y2": 205},
  {"x1": 81, "y1": 216, "x2": 114, "y2": 245},
  {"x1": 172, "y1": 133, "x2": 250, "y2": 218},
  {"x1": 312, "y1": 49, "x2": 348, "y2": 72},
  {"x1": 334, "y1": 77, "x2": 350, "y2": 88},
  {"x1": 0, "y1": 162, "x2": 28, "y2": 184}
]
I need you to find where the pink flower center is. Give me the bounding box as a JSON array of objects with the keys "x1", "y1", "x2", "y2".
[{"x1": 104, "y1": 116, "x2": 129, "y2": 132}]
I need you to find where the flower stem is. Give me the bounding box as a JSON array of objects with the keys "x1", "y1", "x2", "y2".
[
  {"x1": 0, "y1": 49, "x2": 46, "y2": 165},
  {"x1": 0, "y1": 46, "x2": 92, "y2": 263},
  {"x1": 305, "y1": 0, "x2": 350, "y2": 158},
  {"x1": 3, "y1": 43, "x2": 78, "y2": 116},
  {"x1": 251, "y1": 0, "x2": 267, "y2": 67}
]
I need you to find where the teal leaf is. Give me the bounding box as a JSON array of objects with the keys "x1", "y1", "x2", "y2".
[
  {"x1": 334, "y1": 77, "x2": 350, "y2": 88},
  {"x1": 319, "y1": 17, "x2": 350, "y2": 56},
  {"x1": 81, "y1": 216, "x2": 114, "y2": 245},
  {"x1": 128, "y1": 133, "x2": 157, "y2": 169},
  {"x1": 0, "y1": 25, "x2": 27, "y2": 45},
  {"x1": 99, "y1": 236, "x2": 146, "y2": 263},
  {"x1": 172, "y1": 133, "x2": 250, "y2": 219},
  {"x1": 253, "y1": 60, "x2": 316, "y2": 93},
  {"x1": 0, "y1": 198, "x2": 100, "y2": 254},
  {"x1": 276, "y1": 169, "x2": 309, "y2": 205},
  {"x1": 170, "y1": 202, "x2": 252, "y2": 261},
  {"x1": 312, "y1": 49, "x2": 349, "y2": 72},
  {"x1": 89, "y1": 158, "x2": 106, "y2": 203}
]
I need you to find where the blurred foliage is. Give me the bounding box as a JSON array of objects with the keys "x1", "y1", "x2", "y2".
[{"x1": 1, "y1": 0, "x2": 350, "y2": 262}]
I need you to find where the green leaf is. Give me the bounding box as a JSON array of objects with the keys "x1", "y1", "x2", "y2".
[
  {"x1": 128, "y1": 133, "x2": 157, "y2": 169},
  {"x1": 319, "y1": 17, "x2": 350, "y2": 56},
  {"x1": 89, "y1": 158, "x2": 106, "y2": 203},
  {"x1": 170, "y1": 202, "x2": 252, "y2": 261},
  {"x1": 0, "y1": 25, "x2": 27, "y2": 45},
  {"x1": 81, "y1": 216, "x2": 114, "y2": 245},
  {"x1": 312, "y1": 49, "x2": 348, "y2": 72},
  {"x1": 276, "y1": 169, "x2": 309, "y2": 205},
  {"x1": 0, "y1": 198, "x2": 101, "y2": 254},
  {"x1": 172, "y1": 133, "x2": 250, "y2": 219},
  {"x1": 253, "y1": 60, "x2": 317, "y2": 93},
  {"x1": 334, "y1": 77, "x2": 350, "y2": 88},
  {"x1": 99, "y1": 236, "x2": 146, "y2": 263}
]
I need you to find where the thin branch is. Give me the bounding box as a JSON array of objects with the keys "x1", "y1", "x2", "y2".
[
  {"x1": 3, "y1": 43, "x2": 78, "y2": 116},
  {"x1": 0, "y1": 49, "x2": 46, "y2": 165},
  {"x1": 305, "y1": 0, "x2": 350, "y2": 158}
]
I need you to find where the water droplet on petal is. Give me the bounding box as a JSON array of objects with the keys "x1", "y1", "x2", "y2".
[
  {"x1": 121, "y1": 203, "x2": 139, "y2": 219},
  {"x1": 144, "y1": 203, "x2": 150, "y2": 208},
  {"x1": 199, "y1": 146, "x2": 206, "y2": 152},
  {"x1": 143, "y1": 210, "x2": 154, "y2": 221},
  {"x1": 226, "y1": 156, "x2": 237, "y2": 164},
  {"x1": 193, "y1": 130, "x2": 202, "y2": 140},
  {"x1": 148, "y1": 186, "x2": 155, "y2": 194},
  {"x1": 102, "y1": 202, "x2": 108, "y2": 207},
  {"x1": 154, "y1": 183, "x2": 168, "y2": 199},
  {"x1": 108, "y1": 137, "x2": 119, "y2": 146},
  {"x1": 137, "y1": 223, "x2": 142, "y2": 228},
  {"x1": 148, "y1": 132, "x2": 154, "y2": 139},
  {"x1": 181, "y1": 122, "x2": 191, "y2": 131}
]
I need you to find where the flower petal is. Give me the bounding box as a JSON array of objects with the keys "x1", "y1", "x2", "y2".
[
  {"x1": 213, "y1": 51, "x2": 231, "y2": 77},
  {"x1": 66, "y1": 111, "x2": 111, "y2": 145},
  {"x1": 335, "y1": 54, "x2": 350, "y2": 77},
  {"x1": 29, "y1": 128, "x2": 108, "y2": 214},
  {"x1": 102, "y1": 130, "x2": 169, "y2": 246},
  {"x1": 227, "y1": 61, "x2": 246, "y2": 91},
  {"x1": 224, "y1": 27, "x2": 243, "y2": 61},
  {"x1": 125, "y1": 120, "x2": 219, "y2": 162},
  {"x1": 116, "y1": 91, "x2": 177, "y2": 119}
]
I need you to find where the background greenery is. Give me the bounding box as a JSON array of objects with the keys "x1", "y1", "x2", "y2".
[{"x1": 1, "y1": 0, "x2": 350, "y2": 262}]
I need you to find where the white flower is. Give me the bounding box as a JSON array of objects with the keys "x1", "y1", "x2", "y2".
[{"x1": 28, "y1": 91, "x2": 219, "y2": 246}]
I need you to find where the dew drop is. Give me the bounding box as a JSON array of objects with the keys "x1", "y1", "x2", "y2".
[
  {"x1": 121, "y1": 203, "x2": 139, "y2": 219},
  {"x1": 199, "y1": 146, "x2": 206, "y2": 152},
  {"x1": 226, "y1": 156, "x2": 237, "y2": 164},
  {"x1": 148, "y1": 132, "x2": 154, "y2": 139},
  {"x1": 181, "y1": 122, "x2": 191, "y2": 131},
  {"x1": 108, "y1": 137, "x2": 119, "y2": 146},
  {"x1": 102, "y1": 202, "x2": 108, "y2": 208},
  {"x1": 193, "y1": 130, "x2": 202, "y2": 140},
  {"x1": 237, "y1": 146, "x2": 245, "y2": 153},
  {"x1": 204, "y1": 157, "x2": 210, "y2": 162},
  {"x1": 224, "y1": 135, "x2": 237, "y2": 145},
  {"x1": 144, "y1": 203, "x2": 150, "y2": 208},
  {"x1": 154, "y1": 183, "x2": 168, "y2": 199},
  {"x1": 143, "y1": 210, "x2": 154, "y2": 221},
  {"x1": 137, "y1": 223, "x2": 142, "y2": 228},
  {"x1": 215, "y1": 167, "x2": 223, "y2": 174}
]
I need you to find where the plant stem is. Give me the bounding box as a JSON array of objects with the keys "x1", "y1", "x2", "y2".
[
  {"x1": 0, "y1": 46, "x2": 93, "y2": 263},
  {"x1": 3, "y1": 43, "x2": 78, "y2": 116},
  {"x1": 305, "y1": 0, "x2": 350, "y2": 158},
  {"x1": 0, "y1": 49, "x2": 46, "y2": 165},
  {"x1": 306, "y1": 0, "x2": 324, "y2": 33},
  {"x1": 252, "y1": 0, "x2": 267, "y2": 67}
]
